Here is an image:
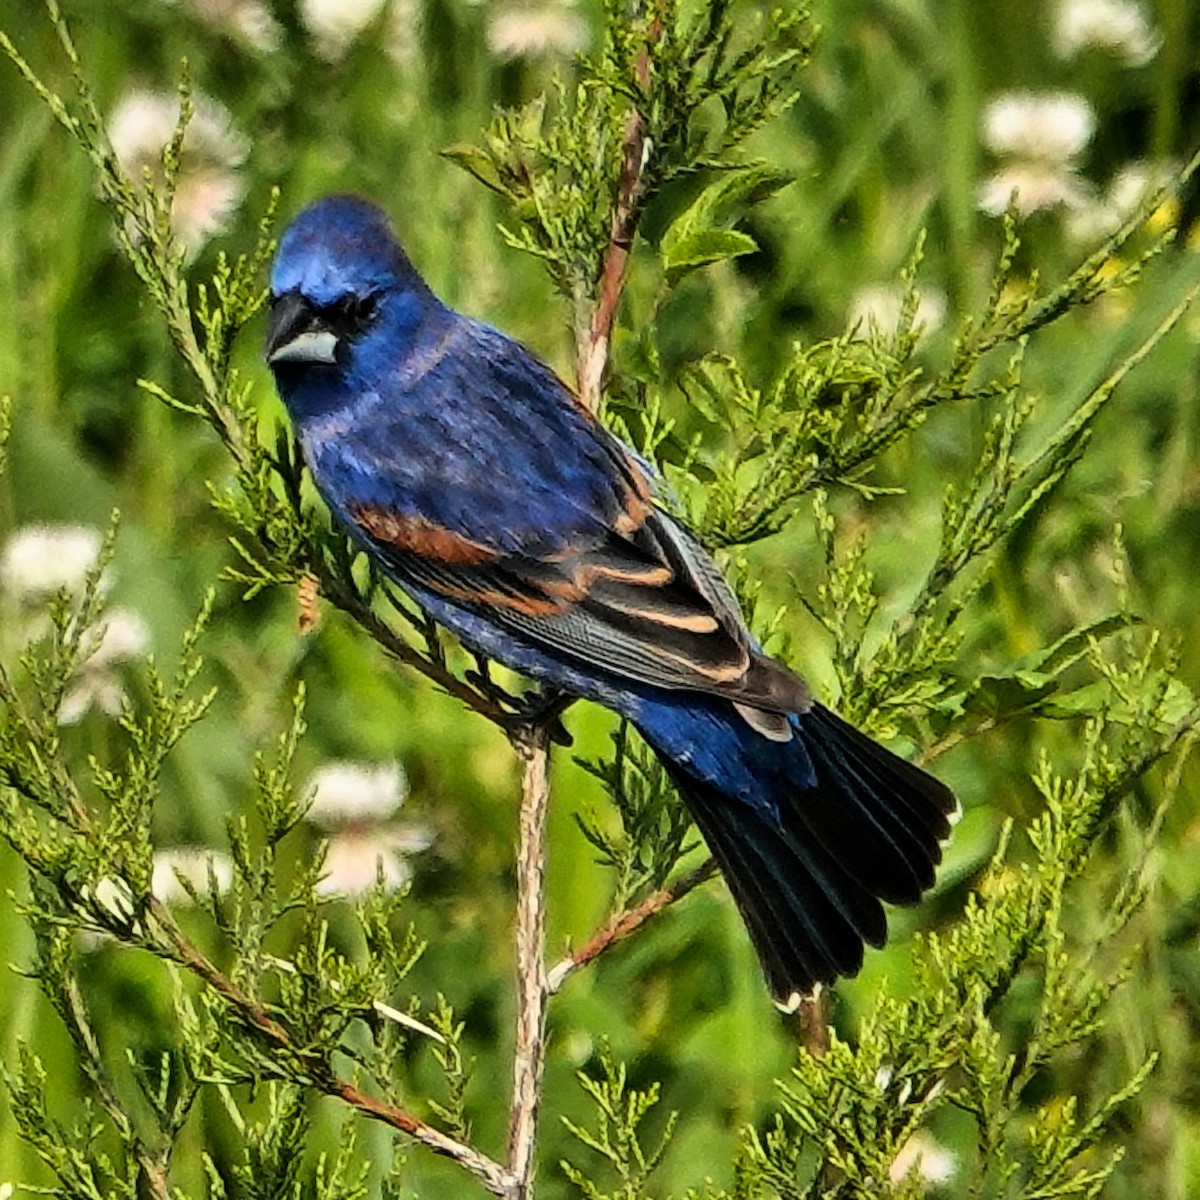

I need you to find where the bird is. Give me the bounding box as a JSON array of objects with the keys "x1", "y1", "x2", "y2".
[{"x1": 265, "y1": 194, "x2": 958, "y2": 1009}]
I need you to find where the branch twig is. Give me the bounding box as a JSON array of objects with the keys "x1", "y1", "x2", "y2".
[
  {"x1": 547, "y1": 858, "x2": 719, "y2": 994},
  {"x1": 505, "y1": 724, "x2": 553, "y2": 1200},
  {"x1": 145, "y1": 897, "x2": 512, "y2": 1197},
  {"x1": 575, "y1": 30, "x2": 658, "y2": 412},
  {"x1": 317, "y1": 569, "x2": 511, "y2": 723},
  {"x1": 62, "y1": 974, "x2": 171, "y2": 1199}
]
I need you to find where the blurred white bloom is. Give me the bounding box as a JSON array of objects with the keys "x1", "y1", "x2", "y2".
[
  {"x1": 385, "y1": 0, "x2": 421, "y2": 67},
  {"x1": 59, "y1": 608, "x2": 150, "y2": 724},
  {"x1": 979, "y1": 93, "x2": 1096, "y2": 217},
  {"x1": 873, "y1": 1065, "x2": 893, "y2": 1090},
  {"x1": 488, "y1": 4, "x2": 589, "y2": 59},
  {"x1": 307, "y1": 760, "x2": 408, "y2": 827},
  {"x1": 318, "y1": 825, "x2": 433, "y2": 897},
  {"x1": 306, "y1": 759, "x2": 431, "y2": 896},
  {"x1": 299, "y1": 0, "x2": 387, "y2": 59},
  {"x1": 889, "y1": 1132, "x2": 956, "y2": 1187},
  {"x1": 194, "y1": 0, "x2": 281, "y2": 50},
  {"x1": 849, "y1": 284, "x2": 946, "y2": 337},
  {"x1": 0, "y1": 524, "x2": 104, "y2": 602},
  {"x1": 978, "y1": 162, "x2": 1094, "y2": 216},
  {"x1": 160, "y1": 0, "x2": 282, "y2": 50},
  {"x1": 1054, "y1": 0, "x2": 1160, "y2": 66},
  {"x1": 75, "y1": 876, "x2": 139, "y2": 950},
  {"x1": 982, "y1": 92, "x2": 1095, "y2": 163},
  {"x1": 0, "y1": 1181, "x2": 13, "y2": 1200},
  {"x1": 109, "y1": 89, "x2": 248, "y2": 254},
  {"x1": 152, "y1": 847, "x2": 235, "y2": 905},
  {"x1": 1066, "y1": 159, "x2": 1170, "y2": 242}
]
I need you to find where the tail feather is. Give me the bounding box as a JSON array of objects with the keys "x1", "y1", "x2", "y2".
[
  {"x1": 694, "y1": 808, "x2": 833, "y2": 994},
  {"x1": 798, "y1": 706, "x2": 947, "y2": 903},
  {"x1": 809, "y1": 706, "x2": 956, "y2": 841},
  {"x1": 636, "y1": 700, "x2": 956, "y2": 1005},
  {"x1": 686, "y1": 781, "x2": 886, "y2": 995}
]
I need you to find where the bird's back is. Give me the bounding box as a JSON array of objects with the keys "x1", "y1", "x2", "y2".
[{"x1": 302, "y1": 316, "x2": 651, "y2": 561}]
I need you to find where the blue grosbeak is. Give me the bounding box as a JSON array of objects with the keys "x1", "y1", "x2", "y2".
[{"x1": 266, "y1": 195, "x2": 956, "y2": 1008}]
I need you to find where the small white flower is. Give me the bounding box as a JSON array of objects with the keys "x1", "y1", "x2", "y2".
[
  {"x1": 889, "y1": 1132, "x2": 956, "y2": 1187},
  {"x1": 487, "y1": 4, "x2": 589, "y2": 59},
  {"x1": 1065, "y1": 159, "x2": 1169, "y2": 241},
  {"x1": 978, "y1": 162, "x2": 1094, "y2": 216},
  {"x1": 152, "y1": 847, "x2": 235, "y2": 905},
  {"x1": 0, "y1": 1181, "x2": 13, "y2": 1200},
  {"x1": 158, "y1": 0, "x2": 282, "y2": 50},
  {"x1": 299, "y1": 0, "x2": 387, "y2": 59},
  {"x1": 982, "y1": 92, "x2": 1096, "y2": 164},
  {"x1": 307, "y1": 760, "x2": 408, "y2": 827},
  {"x1": 849, "y1": 284, "x2": 946, "y2": 337},
  {"x1": 873, "y1": 1065, "x2": 894, "y2": 1090},
  {"x1": 195, "y1": 0, "x2": 282, "y2": 51},
  {"x1": 317, "y1": 826, "x2": 433, "y2": 897},
  {"x1": 1054, "y1": 0, "x2": 1160, "y2": 66},
  {"x1": 0, "y1": 524, "x2": 104, "y2": 602},
  {"x1": 59, "y1": 608, "x2": 150, "y2": 724},
  {"x1": 306, "y1": 760, "x2": 431, "y2": 897},
  {"x1": 109, "y1": 89, "x2": 248, "y2": 254},
  {"x1": 90, "y1": 608, "x2": 151, "y2": 666}
]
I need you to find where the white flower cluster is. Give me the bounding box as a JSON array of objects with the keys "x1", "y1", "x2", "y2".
[
  {"x1": 84, "y1": 760, "x2": 431, "y2": 942},
  {"x1": 59, "y1": 609, "x2": 151, "y2": 724},
  {"x1": 80, "y1": 850, "x2": 234, "y2": 949},
  {"x1": 978, "y1": 92, "x2": 1096, "y2": 218},
  {"x1": 151, "y1": 847, "x2": 236, "y2": 905},
  {"x1": 298, "y1": 0, "x2": 388, "y2": 58},
  {"x1": 848, "y1": 283, "x2": 947, "y2": 339},
  {"x1": 487, "y1": 2, "x2": 589, "y2": 59},
  {"x1": 1066, "y1": 159, "x2": 1171, "y2": 244},
  {"x1": 888, "y1": 1131, "x2": 956, "y2": 1187},
  {"x1": 292, "y1": 0, "x2": 587, "y2": 64},
  {"x1": 0, "y1": 524, "x2": 104, "y2": 599},
  {"x1": 109, "y1": 89, "x2": 248, "y2": 254},
  {"x1": 1053, "y1": 0, "x2": 1160, "y2": 66},
  {"x1": 307, "y1": 759, "x2": 433, "y2": 896},
  {"x1": 0, "y1": 524, "x2": 149, "y2": 723},
  {"x1": 163, "y1": 0, "x2": 596, "y2": 62},
  {"x1": 977, "y1": 1, "x2": 1162, "y2": 224},
  {"x1": 162, "y1": 0, "x2": 281, "y2": 51}
]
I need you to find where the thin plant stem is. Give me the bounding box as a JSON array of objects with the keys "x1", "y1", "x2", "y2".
[
  {"x1": 575, "y1": 19, "x2": 660, "y2": 411},
  {"x1": 546, "y1": 859, "x2": 719, "y2": 994},
  {"x1": 146, "y1": 897, "x2": 512, "y2": 1196},
  {"x1": 505, "y1": 724, "x2": 553, "y2": 1200}
]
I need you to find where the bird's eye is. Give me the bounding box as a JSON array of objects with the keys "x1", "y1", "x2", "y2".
[
  {"x1": 353, "y1": 293, "x2": 379, "y2": 323},
  {"x1": 332, "y1": 292, "x2": 379, "y2": 331}
]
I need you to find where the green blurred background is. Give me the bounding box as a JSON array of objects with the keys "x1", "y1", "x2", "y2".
[{"x1": 0, "y1": 0, "x2": 1199, "y2": 1195}]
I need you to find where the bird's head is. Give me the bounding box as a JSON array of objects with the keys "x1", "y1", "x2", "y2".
[{"x1": 266, "y1": 195, "x2": 439, "y2": 382}]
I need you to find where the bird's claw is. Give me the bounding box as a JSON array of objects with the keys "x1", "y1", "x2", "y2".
[{"x1": 505, "y1": 688, "x2": 574, "y2": 746}]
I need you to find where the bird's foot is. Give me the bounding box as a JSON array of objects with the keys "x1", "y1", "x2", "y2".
[
  {"x1": 507, "y1": 687, "x2": 575, "y2": 747},
  {"x1": 464, "y1": 659, "x2": 574, "y2": 746}
]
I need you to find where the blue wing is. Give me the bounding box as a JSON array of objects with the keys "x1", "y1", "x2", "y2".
[{"x1": 305, "y1": 318, "x2": 809, "y2": 718}]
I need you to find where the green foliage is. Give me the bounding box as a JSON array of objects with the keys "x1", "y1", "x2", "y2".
[
  {"x1": 576, "y1": 721, "x2": 696, "y2": 911},
  {"x1": 561, "y1": 1041, "x2": 677, "y2": 1200},
  {"x1": 660, "y1": 166, "x2": 792, "y2": 282},
  {"x1": 445, "y1": 0, "x2": 811, "y2": 317},
  {"x1": 0, "y1": 0, "x2": 1197, "y2": 1197},
  {"x1": 730, "y1": 625, "x2": 1197, "y2": 1199}
]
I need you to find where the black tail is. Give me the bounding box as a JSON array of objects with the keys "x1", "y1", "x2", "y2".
[{"x1": 663, "y1": 703, "x2": 957, "y2": 1008}]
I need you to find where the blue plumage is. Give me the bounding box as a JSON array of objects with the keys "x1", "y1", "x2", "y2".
[{"x1": 266, "y1": 195, "x2": 957, "y2": 1006}]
